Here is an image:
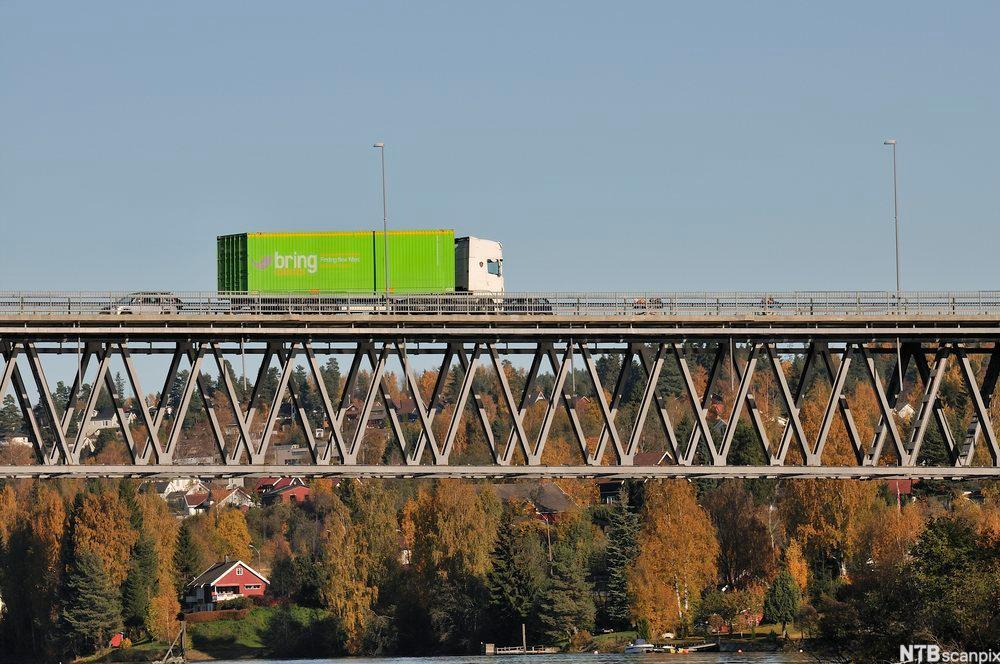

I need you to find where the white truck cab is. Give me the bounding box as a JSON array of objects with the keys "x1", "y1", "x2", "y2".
[{"x1": 455, "y1": 236, "x2": 504, "y2": 293}]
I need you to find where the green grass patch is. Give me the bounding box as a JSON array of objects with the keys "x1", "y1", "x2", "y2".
[
  {"x1": 186, "y1": 604, "x2": 330, "y2": 660},
  {"x1": 75, "y1": 638, "x2": 173, "y2": 663},
  {"x1": 187, "y1": 606, "x2": 273, "y2": 658},
  {"x1": 592, "y1": 630, "x2": 638, "y2": 652}
]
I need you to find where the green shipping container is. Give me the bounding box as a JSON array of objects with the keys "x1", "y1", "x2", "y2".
[{"x1": 217, "y1": 230, "x2": 455, "y2": 293}]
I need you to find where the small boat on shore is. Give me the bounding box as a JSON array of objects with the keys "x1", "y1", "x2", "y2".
[{"x1": 623, "y1": 638, "x2": 655, "y2": 654}]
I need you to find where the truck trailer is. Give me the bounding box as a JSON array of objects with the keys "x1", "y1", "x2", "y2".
[{"x1": 217, "y1": 230, "x2": 503, "y2": 293}]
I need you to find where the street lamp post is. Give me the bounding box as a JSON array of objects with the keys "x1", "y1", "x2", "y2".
[
  {"x1": 883, "y1": 139, "x2": 901, "y2": 293},
  {"x1": 884, "y1": 139, "x2": 904, "y2": 387},
  {"x1": 373, "y1": 142, "x2": 389, "y2": 300}
]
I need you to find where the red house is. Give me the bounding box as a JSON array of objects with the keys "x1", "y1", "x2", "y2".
[
  {"x1": 184, "y1": 560, "x2": 269, "y2": 612},
  {"x1": 264, "y1": 483, "x2": 311, "y2": 505}
]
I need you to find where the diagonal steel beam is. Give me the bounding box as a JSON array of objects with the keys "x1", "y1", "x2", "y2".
[
  {"x1": 763, "y1": 344, "x2": 807, "y2": 465},
  {"x1": 513, "y1": 343, "x2": 570, "y2": 466},
  {"x1": 867, "y1": 343, "x2": 914, "y2": 465},
  {"x1": 811, "y1": 344, "x2": 855, "y2": 465},
  {"x1": 164, "y1": 346, "x2": 206, "y2": 462},
  {"x1": 59, "y1": 343, "x2": 96, "y2": 438},
  {"x1": 818, "y1": 345, "x2": 864, "y2": 464},
  {"x1": 718, "y1": 343, "x2": 760, "y2": 463},
  {"x1": 250, "y1": 343, "x2": 299, "y2": 463},
  {"x1": 178, "y1": 346, "x2": 228, "y2": 464},
  {"x1": 140, "y1": 345, "x2": 184, "y2": 463},
  {"x1": 859, "y1": 345, "x2": 906, "y2": 466},
  {"x1": 676, "y1": 343, "x2": 723, "y2": 465},
  {"x1": 101, "y1": 366, "x2": 141, "y2": 463},
  {"x1": 955, "y1": 346, "x2": 1000, "y2": 465},
  {"x1": 362, "y1": 345, "x2": 409, "y2": 464},
  {"x1": 274, "y1": 344, "x2": 320, "y2": 464},
  {"x1": 529, "y1": 344, "x2": 578, "y2": 465},
  {"x1": 396, "y1": 342, "x2": 444, "y2": 464},
  {"x1": 118, "y1": 343, "x2": 165, "y2": 463},
  {"x1": 493, "y1": 343, "x2": 541, "y2": 465},
  {"x1": 911, "y1": 348, "x2": 957, "y2": 463},
  {"x1": 0, "y1": 343, "x2": 17, "y2": 401},
  {"x1": 23, "y1": 343, "x2": 73, "y2": 464},
  {"x1": 774, "y1": 343, "x2": 819, "y2": 464},
  {"x1": 906, "y1": 347, "x2": 953, "y2": 465},
  {"x1": 347, "y1": 344, "x2": 389, "y2": 463},
  {"x1": 1, "y1": 341, "x2": 51, "y2": 465},
  {"x1": 581, "y1": 343, "x2": 631, "y2": 465},
  {"x1": 626, "y1": 343, "x2": 668, "y2": 463},
  {"x1": 441, "y1": 344, "x2": 482, "y2": 462},
  {"x1": 635, "y1": 344, "x2": 681, "y2": 465},
  {"x1": 72, "y1": 344, "x2": 113, "y2": 461},
  {"x1": 957, "y1": 344, "x2": 1000, "y2": 465},
  {"x1": 211, "y1": 343, "x2": 257, "y2": 464},
  {"x1": 409, "y1": 344, "x2": 455, "y2": 464},
  {"x1": 303, "y1": 343, "x2": 347, "y2": 464},
  {"x1": 457, "y1": 346, "x2": 497, "y2": 461}
]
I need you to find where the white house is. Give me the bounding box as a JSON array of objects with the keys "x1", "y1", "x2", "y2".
[{"x1": 78, "y1": 407, "x2": 137, "y2": 448}]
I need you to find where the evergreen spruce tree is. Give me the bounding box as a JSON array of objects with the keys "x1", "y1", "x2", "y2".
[
  {"x1": 604, "y1": 488, "x2": 639, "y2": 630},
  {"x1": 0, "y1": 394, "x2": 23, "y2": 435},
  {"x1": 537, "y1": 539, "x2": 595, "y2": 645},
  {"x1": 763, "y1": 568, "x2": 801, "y2": 636},
  {"x1": 487, "y1": 505, "x2": 543, "y2": 642},
  {"x1": 121, "y1": 534, "x2": 156, "y2": 637},
  {"x1": 174, "y1": 520, "x2": 203, "y2": 595},
  {"x1": 60, "y1": 551, "x2": 122, "y2": 656}
]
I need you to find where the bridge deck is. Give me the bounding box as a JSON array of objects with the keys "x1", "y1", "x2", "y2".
[{"x1": 4, "y1": 291, "x2": 1000, "y2": 478}]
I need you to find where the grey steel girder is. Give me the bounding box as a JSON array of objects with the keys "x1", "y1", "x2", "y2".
[{"x1": 2, "y1": 330, "x2": 1000, "y2": 478}]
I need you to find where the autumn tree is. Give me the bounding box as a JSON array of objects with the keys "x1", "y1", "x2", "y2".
[
  {"x1": 784, "y1": 538, "x2": 809, "y2": 594},
  {"x1": 3, "y1": 484, "x2": 68, "y2": 657},
  {"x1": 403, "y1": 480, "x2": 500, "y2": 581},
  {"x1": 0, "y1": 484, "x2": 16, "y2": 549},
  {"x1": 733, "y1": 583, "x2": 767, "y2": 638},
  {"x1": 401, "y1": 480, "x2": 501, "y2": 652},
  {"x1": 316, "y1": 493, "x2": 375, "y2": 654},
  {"x1": 72, "y1": 489, "x2": 139, "y2": 587},
  {"x1": 137, "y1": 492, "x2": 181, "y2": 640},
  {"x1": 629, "y1": 480, "x2": 719, "y2": 637},
  {"x1": 215, "y1": 508, "x2": 252, "y2": 562},
  {"x1": 340, "y1": 479, "x2": 400, "y2": 588},
  {"x1": 855, "y1": 499, "x2": 925, "y2": 574},
  {"x1": 703, "y1": 481, "x2": 776, "y2": 588}
]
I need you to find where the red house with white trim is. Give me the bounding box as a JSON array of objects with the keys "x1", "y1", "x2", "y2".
[{"x1": 184, "y1": 559, "x2": 269, "y2": 612}]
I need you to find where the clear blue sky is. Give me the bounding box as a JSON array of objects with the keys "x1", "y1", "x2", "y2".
[{"x1": 1, "y1": 1, "x2": 997, "y2": 292}]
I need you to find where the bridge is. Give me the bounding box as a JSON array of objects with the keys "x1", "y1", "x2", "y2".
[{"x1": 2, "y1": 290, "x2": 1000, "y2": 479}]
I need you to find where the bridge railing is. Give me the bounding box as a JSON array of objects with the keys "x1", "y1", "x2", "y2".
[{"x1": 1, "y1": 290, "x2": 999, "y2": 317}]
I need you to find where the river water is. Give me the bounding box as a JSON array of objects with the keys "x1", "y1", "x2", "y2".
[{"x1": 208, "y1": 654, "x2": 826, "y2": 664}]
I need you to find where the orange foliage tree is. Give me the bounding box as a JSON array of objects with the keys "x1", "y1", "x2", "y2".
[
  {"x1": 138, "y1": 492, "x2": 181, "y2": 640},
  {"x1": 72, "y1": 489, "x2": 138, "y2": 587},
  {"x1": 402, "y1": 480, "x2": 500, "y2": 581},
  {"x1": 628, "y1": 480, "x2": 719, "y2": 637}
]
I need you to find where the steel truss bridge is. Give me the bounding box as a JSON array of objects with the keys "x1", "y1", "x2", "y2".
[{"x1": 3, "y1": 291, "x2": 1000, "y2": 479}]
